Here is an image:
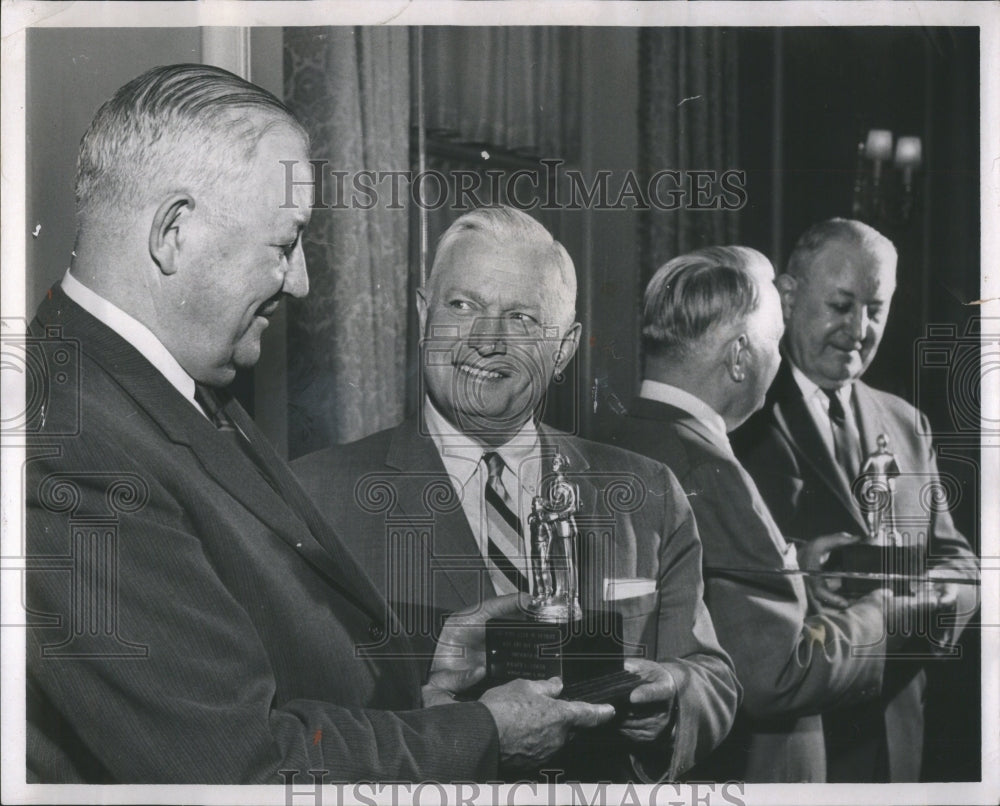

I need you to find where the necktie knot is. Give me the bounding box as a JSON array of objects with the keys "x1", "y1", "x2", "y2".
[
  {"x1": 484, "y1": 451, "x2": 506, "y2": 488},
  {"x1": 822, "y1": 387, "x2": 847, "y2": 427}
]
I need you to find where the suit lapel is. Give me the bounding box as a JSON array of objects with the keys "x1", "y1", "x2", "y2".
[
  {"x1": 224, "y1": 401, "x2": 390, "y2": 621},
  {"x1": 384, "y1": 420, "x2": 488, "y2": 609},
  {"x1": 771, "y1": 365, "x2": 867, "y2": 533},
  {"x1": 39, "y1": 288, "x2": 388, "y2": 622}
]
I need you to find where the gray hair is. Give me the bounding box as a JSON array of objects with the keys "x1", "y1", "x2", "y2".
[
  {"x1": 642, "y1": 245, "x2": 774, "y2": 360},
  {"x1": 75, "y1": 63, "x2": 307, "y2": 225},
  {"x1": 428, "y1": 206, "x2": 577, "y2": 325},
  {"x1": 786, "y1": 218, "x2": 897, "y2": 279}
]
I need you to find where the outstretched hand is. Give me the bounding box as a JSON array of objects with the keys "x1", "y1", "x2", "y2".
[{"x1": 798, "y1": 532, "x2": 861, "y2": 610}]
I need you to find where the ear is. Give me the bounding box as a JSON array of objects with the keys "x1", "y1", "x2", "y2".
[
  {"x1": 416, "y1": 286, "x2": 429, "y2": 335},
  {"x1": 149, "y1": 194, "x2": 194, "y2": 276},
  {"x1": 554, "y1": 322, "x2": 582, "y2": 372},
  {"x1": 726, "y1": 333, "x2": 749, "y2": 382},
  {"x1": 775, "y1": 273, "x2": 797, "y2": 322}
]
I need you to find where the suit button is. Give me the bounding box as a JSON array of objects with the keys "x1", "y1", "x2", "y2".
[{"x1": 368, "y1": 621, "x2": 386, "y2": 641}]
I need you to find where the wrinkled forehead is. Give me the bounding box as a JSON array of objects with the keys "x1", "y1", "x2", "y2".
[{"x1": 430, "y1": 231, "x2": 577, "y2": 318}]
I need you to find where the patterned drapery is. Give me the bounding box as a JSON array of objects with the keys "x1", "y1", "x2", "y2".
[
  {"x1": 639, "y1": 28, "x2": 740, "y2": 283},
  {"x1": 283, "y1": 27, "x2": 410, "y2": 457}
]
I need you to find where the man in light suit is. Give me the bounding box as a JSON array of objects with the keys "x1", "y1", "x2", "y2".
[
  {"x1": 593, "y1": 245, "x2": 919, "y2": 782},
  {"x1": 293, "y1": 207, "x2": 740, "y2": 781},
  {"x1": 732, "y1": 219, "x2": 979, "y2": 781},
  {"x1": 24, "y1": 64, "x2": 614, "y2": 784}
]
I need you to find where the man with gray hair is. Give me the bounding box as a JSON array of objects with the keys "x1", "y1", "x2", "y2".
[
  {"x1": 732, "y1": 219, "x2": 978, "y2": 781},
  {"x1": 24, "y1": 64, "x2": 616, "y2": 784},
  {"x1": 595, "y1": 245, "x2": 908, "y2": 781},
  {"x1": 295, "y1": 206, "x2": 740, "y2": 781}
]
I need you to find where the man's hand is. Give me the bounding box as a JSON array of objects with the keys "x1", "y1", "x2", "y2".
[
  {"x1": 428, "y1": 593, "x2": 529, "y2": 678},
  {"x1": 798, "y1": 532, "x2": 861, "y2": 610},
  {"x1": 616, "y1": 658, "x2": 678, "y2": 743},
  {"x1": 479, "y1": 677, "x2": 616, "y2": 771}
]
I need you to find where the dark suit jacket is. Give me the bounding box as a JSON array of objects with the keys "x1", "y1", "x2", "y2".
[
  {"x1": 594, "y1": 397, "x2": 889, "y2": 782},
  {"x1": 731, "y1": 362, "x2": 979, "y2": 782},
  {"x1": 292, "y1": 418, "x2": 740, "y2": 781},
  {"x1": 24, "y1": 287, "x2": 499, "y2": 783}
]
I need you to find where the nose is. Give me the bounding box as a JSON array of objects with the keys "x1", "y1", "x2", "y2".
[
  {"x1": 468, "y1": 316, "x2": 510, "y2": 356},
  {"x1": 847, "y1": 305, "x2": 870, "y2": 343},
  {"x1": 283, "y1": 243, "x2": 309, "y2": 299}
]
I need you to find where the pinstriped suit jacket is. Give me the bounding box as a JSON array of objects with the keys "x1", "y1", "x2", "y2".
[{"x1": 25, "y1": 287, "x2": 499, "y2": 783}]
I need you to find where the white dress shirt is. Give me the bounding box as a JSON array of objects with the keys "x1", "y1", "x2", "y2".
[
  {"x1": 423, "y1": 397, "x2": 542, "y2": 588},
  {"x1": 61, "y1": 270, "x2": 204, "y2": 416}
]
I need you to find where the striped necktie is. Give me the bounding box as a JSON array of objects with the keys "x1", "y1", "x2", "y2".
[
  {"x1": 823, "y1": 387, "x2": 860, "y2": 481},
  {"x1": 483, "y1": 451, "x2": 530, "y2": 595}
]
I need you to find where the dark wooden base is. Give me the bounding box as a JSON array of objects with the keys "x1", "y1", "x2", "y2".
[
  {"x1": 483, "y1": 610, "x2": 641, "y2": 706},
  {"x1": 823, "y1": 543, "x2": 925, "y2": 596}
]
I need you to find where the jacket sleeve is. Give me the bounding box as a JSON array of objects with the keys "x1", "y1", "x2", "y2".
[
  {"x1": 25, "y1": 436, "x2": 499, "y2": 784},
  {"x1": 684, "y1": 457, "x2": 887, "y2": 719},
  {"x1": 633, "y1": 464, "x2": 741, "y2": 781}
]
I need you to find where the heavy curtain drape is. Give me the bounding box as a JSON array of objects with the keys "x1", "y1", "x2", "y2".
[
  {"x1": 639, "y1": 28, "x2": 740, "y2": 283},
  {"x1": 283, "y1": 27, "x2": 410, "y2": 457},
  {"x1": 421, "y1": 27, "x2": 581, "y2": 160}
]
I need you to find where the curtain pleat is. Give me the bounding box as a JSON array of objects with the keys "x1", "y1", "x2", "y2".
[
  {"x1": 284, "y1": 27, "x2": 410, "y2": 456},
  {"x1": 640, "y1": 28, "x2": 740, "y2": 284}
]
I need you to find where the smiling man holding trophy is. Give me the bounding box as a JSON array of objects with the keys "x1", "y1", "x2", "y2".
[
  {"x1": 294, "y1": 206, "x2": 739, "y2": 781},
  {"x1": 732, "y1": 218, "x2": 980, "y2": 782}
]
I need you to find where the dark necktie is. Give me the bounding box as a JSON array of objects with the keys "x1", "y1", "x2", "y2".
[
  {"x1": 823, "y1": 387, "x2": 860, "y2": 481},
  {"x1": 483, "y1": 451, "x2": 530, "y2": 594},
  {"x1": 194, "y1": 383, "x2": 277, "y2": 490}
]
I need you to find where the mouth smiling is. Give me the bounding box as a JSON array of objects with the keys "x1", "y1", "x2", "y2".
[
  {"x1": 255, "y1": 297, "x2": 281, "y2": 319},
  {"x1": 456, "y1": 362, "x2": 510, "y2": 381}
]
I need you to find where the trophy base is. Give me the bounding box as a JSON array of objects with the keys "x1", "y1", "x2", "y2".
[
  {"x1": 823, "y1": 543, "x2": 925, "y2": 596},
  {"x1": 483, "y1": 610, "x2": 641, "y2": 706}
]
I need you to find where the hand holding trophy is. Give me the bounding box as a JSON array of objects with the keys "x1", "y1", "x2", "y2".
[{"x1": 484, "y1": 453, "x2": 641, "y2": 704}]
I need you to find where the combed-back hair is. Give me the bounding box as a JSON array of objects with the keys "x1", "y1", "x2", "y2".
[
  {"x1": 428, "y1": 206, "x2": 577, "y2": 326},
  {"x1": 786, "y1": 218, "x2": 897, "y2": 279},
  {"x1": 75, "y1": 63, "x2": 307, "y2": 224},
  {"x1": 642, "y1": 245, "x2": 773, "y2": 360}
]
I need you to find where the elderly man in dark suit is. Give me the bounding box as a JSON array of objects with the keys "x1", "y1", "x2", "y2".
[
  {"x1": 732, "y1": 219, "x2": 979, "y2": 782},
  {"x1": 294, "y1": 206, "x2": 740, "y2": 781},
  {"x1": 24, "y1": 64, "x2": 616, "y2": 784},
  {"x1": 593, "y1": 245, "x2": 916, "y2": 782}
]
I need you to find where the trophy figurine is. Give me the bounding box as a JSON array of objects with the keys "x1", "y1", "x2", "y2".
[
  {"x1": 824, "y1": 434, "x2": 923, "y2": 595},
  {"x1": 857, "y1": 433, "x2": 900, "y2": 546},
  {"x1": 527, "y1": 454, "x2": 584, "y2": 623},
  {"x1": 483, "y1": 453, "x2": 640, "y2": 703}
]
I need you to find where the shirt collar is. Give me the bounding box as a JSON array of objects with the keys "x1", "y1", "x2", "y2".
[
  {"x1": 61, "y1": 270, "x2": 201, "y2": 412},
  {"x1": 788, "y1": 360, "x2": 853, "y2": 411},
  {"x1": 423, "y1": 396, "x2": 540, "y2": 486},
  {"x1": 639, "y1": 379, "x2": 730, "y2": 451}
]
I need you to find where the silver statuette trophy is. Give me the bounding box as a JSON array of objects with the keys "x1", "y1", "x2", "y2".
[
  {"x1": 824, "y1": 433, "x2": 923, "y2": 595},
  {"x1": 528, "y1": 454, "x2": 584, "y2": 623},
  {"x1": 483, "y1": 453, "x2": 640, "y2": 704}
]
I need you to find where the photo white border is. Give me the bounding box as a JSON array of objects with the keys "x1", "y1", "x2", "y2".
[{"x1": 2, "y1": 3, "x2": 997, "y2": 805}]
